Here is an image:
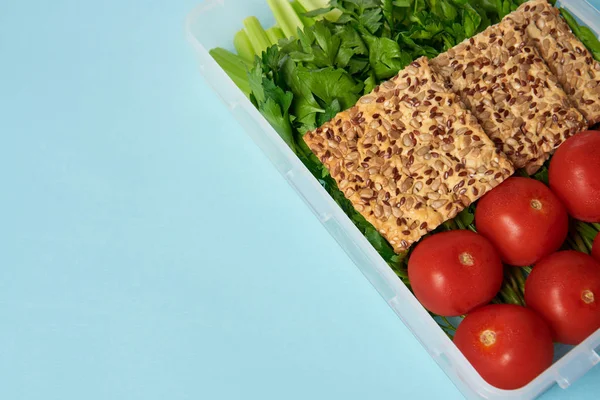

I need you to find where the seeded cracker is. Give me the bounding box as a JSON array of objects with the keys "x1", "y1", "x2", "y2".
[
  {"x1": 431, "y1": 19, "x2": 586, "y2": 174},
  {"x1": 508, "y1": 0, "x2": 600, "y2": 126},
  {"x1": 304, "y1": 57, "x2": 514, "y2": 253}
]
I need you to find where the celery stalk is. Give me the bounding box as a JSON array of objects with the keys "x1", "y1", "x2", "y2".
[
  {"x1": 291, "y1": 1, "x2": 314, "y2": 27},
  {"x1": 243, "y1": 17, "x2": 271, "y2": 56},
  {"x1": 233, "y1": 29, "x2": 256, "y2": 63},
  {"x1": 297, "y1": 0, "x2": 327, "y2": 11},
  {"x1": 297, "y1": 0, "x2": 325, "y2": 7},
  {"x1": 266, "y1": 27, "x2": 285, "y2": 46},
  {"x1": 209, "y1": 48, "x2": 251, "y2": 96},
  {"x1": 267, "y1": 0, "x2": 304, "y2": 39},
  {"x1": 297, "y1": 0, "x2": 342, "y2": 21}
]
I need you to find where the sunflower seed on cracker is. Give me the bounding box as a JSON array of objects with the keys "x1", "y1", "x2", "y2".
[
  {"x1": 508, "y1": 0, "x2": 600, "y2": 126},
  {"x1": 431, "y1": 19, "x2": 586, "y2": 174},
  {"x1": 304, "y1": 57, "x2": 514, "y2": 253}
]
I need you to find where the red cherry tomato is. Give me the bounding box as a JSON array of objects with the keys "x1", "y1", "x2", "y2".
[
  {"x1": 408, "y1": 230, "x2": 503, "y2": 317},
  {"x1": 525, "y1": 251, "x2": 600, "y2": 345},
  {"x1": 475, "y1": 177, "x2": 568, "y2": 266},
  {"x1": 593, "y1": 235, "x2": 600, "y2": 263},
  {"x1": 549, "y1": 131, "x2": 600, "y2": 222},
  {"x1": 454, "y1": 304, "x2": 554, "y2": 390}
]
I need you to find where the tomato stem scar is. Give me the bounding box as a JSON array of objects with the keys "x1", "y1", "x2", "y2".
[
  {"x1": 459, "y1": 252, "x2": 475, "y2": 266},
  {"x1": 530, "y1": 199, "x2": 542, "y2": 210},
  {"x1": 582, "y1": 289, "x2": 595, "y2": 304},
  {"x1": 480, "y1": 330, "x2": 496, "y2": 346}
]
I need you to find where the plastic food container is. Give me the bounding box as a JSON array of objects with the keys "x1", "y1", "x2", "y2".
[{"x1": 186, "y1": 1, "x2": 600, "y2": 398}]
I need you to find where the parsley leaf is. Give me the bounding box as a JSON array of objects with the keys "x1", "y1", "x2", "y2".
[
  {"x1": 249, "y1": 63, "x2": 296, "y2": 152},
  {"x1": 363, "y1": 34, "x2": 413, "y2": 79},
  {"x1": 297, "y1": 66, "x2": 363, "y2": 109}
]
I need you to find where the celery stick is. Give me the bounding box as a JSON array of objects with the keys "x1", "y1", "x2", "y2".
[
  {"x1": 297, "y1": 0, "x2": 327, "y2": 12},
  {"x1": 233, "y1": 29, "x2": 256, "y2": 63},
  {"x1": 322, "y1": 8, "x2": 342, "y2": 22},
  {"x1": 266, "y1": 27, "x2": 285, "y2": 46},
  {"x1": 291, "y1": 1, "x2": 314, "y2": 27},
  {"x1": 297, "y1": 0, "x2": 326, "y2": 8},
  {"x1": 243, "y1": 17, "x2": 271, "y2": 56},
  {"x1": 209, "y1": 48, "x2": 251, "y2": 96},
  {"x1": 267, "y1": 0, "x2": 304, "y2": 39},
  {"x1": 297, "y1": 0, "x2": 342, "y2": 21}
]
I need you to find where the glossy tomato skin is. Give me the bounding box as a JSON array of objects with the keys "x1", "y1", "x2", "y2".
[
  {"x1": 408, "y1": 230, "x2": 503, "y2": 317},
  {"x1": 525, "y1": 251, "x2": 600, "y2": 345},
  {"x1": 454, "y1": 304, "x2": 554, "y2": 390},
  {"x1": 593, "y1": 235, "x2": 600, "y2": 263},
  {"x1": 549, "y1": 131, "x2": 600, "y2": 222},
  {"x1": 475, "y1": 177, "x2": 568, "y2": 266}
]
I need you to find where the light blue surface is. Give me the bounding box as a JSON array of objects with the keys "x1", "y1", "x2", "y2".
[{"x1": 1, "y1": 1, "x2": 600, "y2": 399}]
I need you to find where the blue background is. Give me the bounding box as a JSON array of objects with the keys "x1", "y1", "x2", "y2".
[{"x1": 2, "y1": 1, "x2": 599, "y2": 399}]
